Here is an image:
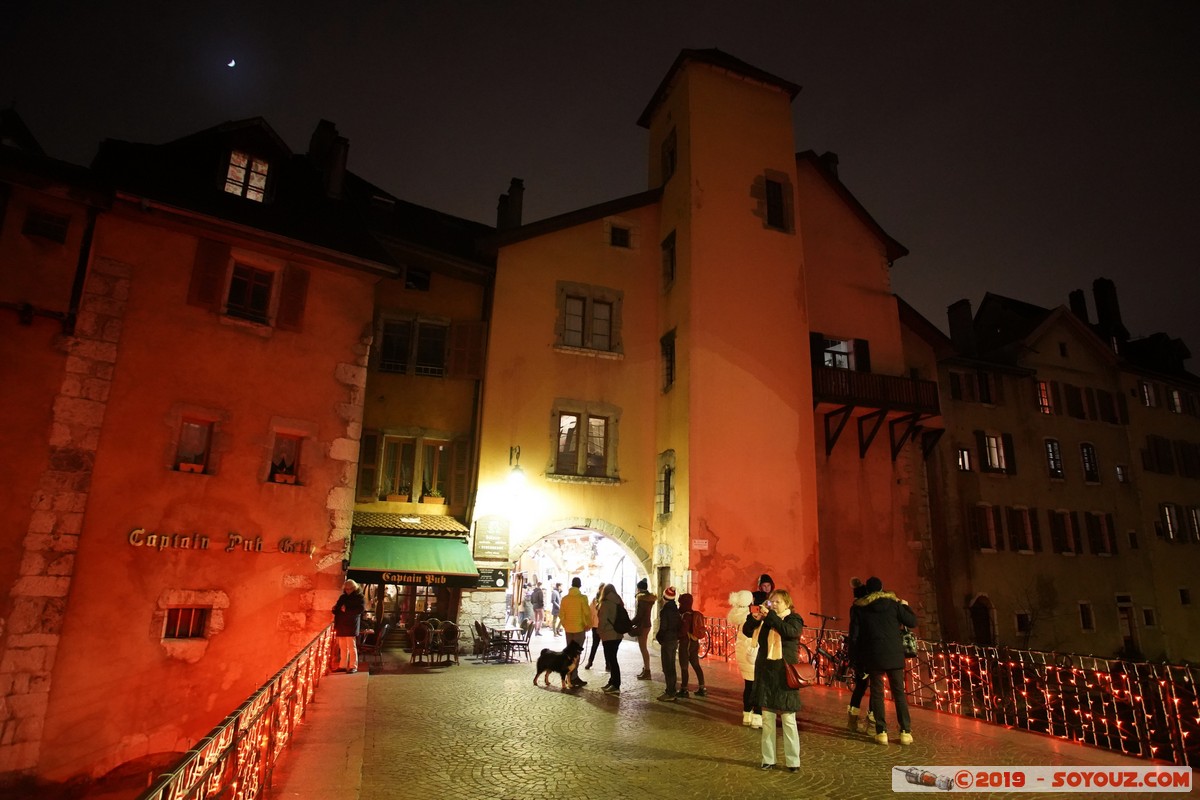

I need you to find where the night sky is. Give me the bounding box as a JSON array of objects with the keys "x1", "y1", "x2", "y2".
[{"x1": 3, "y1": 1, "x2": 1198, "y2": 357}]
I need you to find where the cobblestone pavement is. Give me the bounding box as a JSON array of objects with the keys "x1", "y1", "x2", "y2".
[{"x1": 347, "y1": 635, "x2": 1191, "y2": 800}]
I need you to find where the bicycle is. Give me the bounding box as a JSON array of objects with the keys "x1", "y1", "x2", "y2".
[{"x1": 797, "y1": 612, "x2": 856, "y2": 688}]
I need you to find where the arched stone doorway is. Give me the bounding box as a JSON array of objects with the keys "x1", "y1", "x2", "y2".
[
  {"x1": 461, "y1": 518, "x2": 654, "y2": 630},
  {"x1": 969, "y1": 595, "x2": 995, "y2": 646}
]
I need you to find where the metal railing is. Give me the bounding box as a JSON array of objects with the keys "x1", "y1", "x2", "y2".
[
  {"x1": 904, "y1": 639, "x2": 1200, "y2": 768},
  {"x1": 137, "y1": 626, "x2": 333, "y2": 800},
  {"x1": 778, "y1": 625, "x2": 1200, "y2": 769}
]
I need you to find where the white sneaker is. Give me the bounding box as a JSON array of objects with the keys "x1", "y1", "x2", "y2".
[
  {"x1": 874, "y1": 732, "x2": 889, "y2": 745},
  {"x1": 899, "y1": 731, "x2": 913, "y2": 745},
  {"x1": 750, "y1": 713, "x2": 763, "y2": 729},
  {"x1": 742, "y1": 711, "x2": 753, "y2": 726}
]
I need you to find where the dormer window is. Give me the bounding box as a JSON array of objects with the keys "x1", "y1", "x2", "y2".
[{"x1": 224, "y1": 150, "x2": 269, "y2": 202}]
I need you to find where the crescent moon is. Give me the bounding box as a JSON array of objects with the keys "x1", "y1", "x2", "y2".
[{"x1": 227, "y1": 59, "x2": 236, "y2": 68}]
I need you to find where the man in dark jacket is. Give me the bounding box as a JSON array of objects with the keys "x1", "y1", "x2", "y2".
[
  {"x1": 654, "y1": 587, "x2": 682, "y2": 701},
  {"x1": 332, "y1": 579, "x2": 366, "y2": 673},
  {"x1": 854, "y1": 576, "x2": 918, "y2": 745}
]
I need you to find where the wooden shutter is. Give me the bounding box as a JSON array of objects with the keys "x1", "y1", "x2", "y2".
[
  {"x1": 1106, "y1": 513, "x2": 1118, "y2": 554},
  {"x1": 854, "y1": 339, "x2": 871, "y2": 373},
  {"x1": 1002, "y1": 432, "x2": 1018, "y2": 474},
  {"x1": 968, "y1": 505, "x2": 986, "y2": 550},
  {"x1": 992, "y1": 506, "x2": 1005, "y2": 550},
  {"x1": 949, "y1": 373, "x2": 963, "y2": 400},
  {"x1": 1050, "y1": 512, "x2": 1066, "y2": 554},
  {"x1": 1050, "y1": 381, "x2": 1063, "y2": 415},
  {"x1": 448, "y1": 320, "x2": 486, "y2": 379},
  {"x1": 1085, "y1": 388, "x2": 1098, "y2": 420},
  {"x1": 992, "y1": 372, "x2": 1004, "y2": 404},
  {"x1": 1006, "y1": 508, "x2": 1023, "y2": 550},
  {"x1": 809, "y1": 333, "x2": 825, "y2": 370},
  {"x1": 1030, "y1": 508, "x2": 1043, "y2": 552},
  {"x1": 1085, "y1": 513, "x2": 1103, "y2": 554},
  {"x1": 275, "y1": 264, "x2": 309, "y2": 332},
  {"x1": 187, "y1": 238, "x2": 230, "y2": 310},
  {"x1": 1117, "y1": 392, "x2": 1129, "y2": 423},
  {"x1": 1069, "y1": 512, "x2": 1082, "y2": 554},
  {"x1": 451, "y1": 438, "x2": 471, "y2": 506},
  {"x1": 355, "y1": 431, "x2": 380, "y2": 502}
]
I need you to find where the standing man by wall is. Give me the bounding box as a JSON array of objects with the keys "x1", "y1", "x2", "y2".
[{"x1": 332, "y1": 579, "x2": 366, "y2": 673}]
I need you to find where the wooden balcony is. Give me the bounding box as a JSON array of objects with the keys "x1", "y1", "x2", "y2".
[{"x1": 812, "y1": 366, "x2": 940, "y2": 415}]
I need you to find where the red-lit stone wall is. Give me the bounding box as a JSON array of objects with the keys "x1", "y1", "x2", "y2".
[{"x1": 31, "y1": 207, "x2": 376, "y2": 780}]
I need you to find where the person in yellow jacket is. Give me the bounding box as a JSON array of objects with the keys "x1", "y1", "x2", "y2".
[{"x1": 558, "y1": 576, "x2": 592, "y2": 688}]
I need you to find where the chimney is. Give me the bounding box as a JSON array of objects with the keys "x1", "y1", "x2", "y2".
[
  {"x1": 819, "y1": 151, "x2": 839, "y2": 178},
  {"x1": 496, "y1": 177, "x2": 524, "y2": 231},
  {"x1": 308, "y1": 120, "x2": 348, "y2": 199},
  {"x1": 1092, "y1": 277, "x2": 1129, "y2": 343},
  {"x1": 1068, "y1": 289, "x2": 1089, "y2": 324},
  {"x1": 947, "y1": 299, "x2": 976, "y2": 356}
]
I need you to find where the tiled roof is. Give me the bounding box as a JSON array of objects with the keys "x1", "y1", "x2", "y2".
[{"x1": 351, "y1": 511, "x2": 470, "y2": 535}]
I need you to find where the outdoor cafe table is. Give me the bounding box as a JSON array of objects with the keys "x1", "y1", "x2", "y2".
[{"x1": 490, "y1": 626, "x2": 523, "y2": 663}]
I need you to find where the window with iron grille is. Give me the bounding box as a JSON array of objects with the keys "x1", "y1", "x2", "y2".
[
  {"x1": 609, "y1": 226, "x2": 630, "y2": 248},
  {"x1": 1080, "y1": 443, "x2": 1100, "y2": 483},
  {"x1": 1045, "y1": 439, "x2": 1064, "y2": 478},
  {"x1": 1139, "y1": 381, "x2": 1158, "y2": 407},
  {"x1": 1036, "y1": 380, "x2": 1054, "y2": 414},
  {"x1": 765, "y1": 179, "x2": 786, "y2": 229},
  {"x1": 164, "y1": 607, "x2": 209, "y2": 639},
  {"x1": 380, "y1": 320, "x2": 412, "y2": 373},
  {"x1": 661, "y1": 231, "x2": 676, "y2": 290},
  {"x1": 661, "y1": 128, "x2": 677, "y2": 184},
  {"x1": 660, "y1": 330, "x2": 676, "y2": 392}
]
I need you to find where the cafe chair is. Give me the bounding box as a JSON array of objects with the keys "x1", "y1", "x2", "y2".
[
  {"x1": 410, "y1": 621, "x2": 432, "y2": 665},
  {"x1": 358, "y1": 622, "x2": 389, "y2": 671},
  {"x1": 437, "y1": 622, "x2": 460, "y2": 665},
  {"x1": 508, "y1": 623, "x2": 534, "y2": 662}
]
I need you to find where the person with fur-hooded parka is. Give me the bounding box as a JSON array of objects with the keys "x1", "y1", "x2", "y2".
[
  {"x1": 728, "y1": 590, "x2": 763, "y2": 727},
  {"x1": 854, "y1": 577, "x2": 917, "y2": 672},
  {"x1": 854, "y1": 576, "x2": 918, "y2": 745}
]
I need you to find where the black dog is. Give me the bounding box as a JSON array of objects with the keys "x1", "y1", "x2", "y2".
[{"x1": 534, "y1": 639, "x2": 584, "y2": 690}]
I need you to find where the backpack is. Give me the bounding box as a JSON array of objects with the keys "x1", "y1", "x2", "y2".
[
  {"x1": 685, "y1": 611, "x2": 706, "y2": 641},
  {"x1": 613, "y1": 602, "x2": 633, "y2": 635}
]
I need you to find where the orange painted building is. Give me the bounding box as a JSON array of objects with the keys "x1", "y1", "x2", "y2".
[{"x1": 474, "y1": 51, "x2": 933, "y2": 624}]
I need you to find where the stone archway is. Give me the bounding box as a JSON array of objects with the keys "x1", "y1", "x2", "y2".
[
  {"x1": 511, "y1": 517, "x2": 653, "y2": 580},
  {"x1": 461, "y1": 518, "x2": 653, "y2": 629}
]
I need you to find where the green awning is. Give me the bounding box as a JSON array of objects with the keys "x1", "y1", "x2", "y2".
[{"x1": 347, "y1": 535, "x2": 479, "y2": 588}]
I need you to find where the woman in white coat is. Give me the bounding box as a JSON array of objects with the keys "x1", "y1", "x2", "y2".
[{"x1": 728, "y1": 590, "x2": 762, "y2": 728}]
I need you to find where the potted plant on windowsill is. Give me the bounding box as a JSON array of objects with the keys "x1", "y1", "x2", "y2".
[
  {"x1": 421, "y1": 486, "x2": 445, "y2": 505},
  {"x1": 386, "y1": 484, "x2": 411, "y2": 503}
]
